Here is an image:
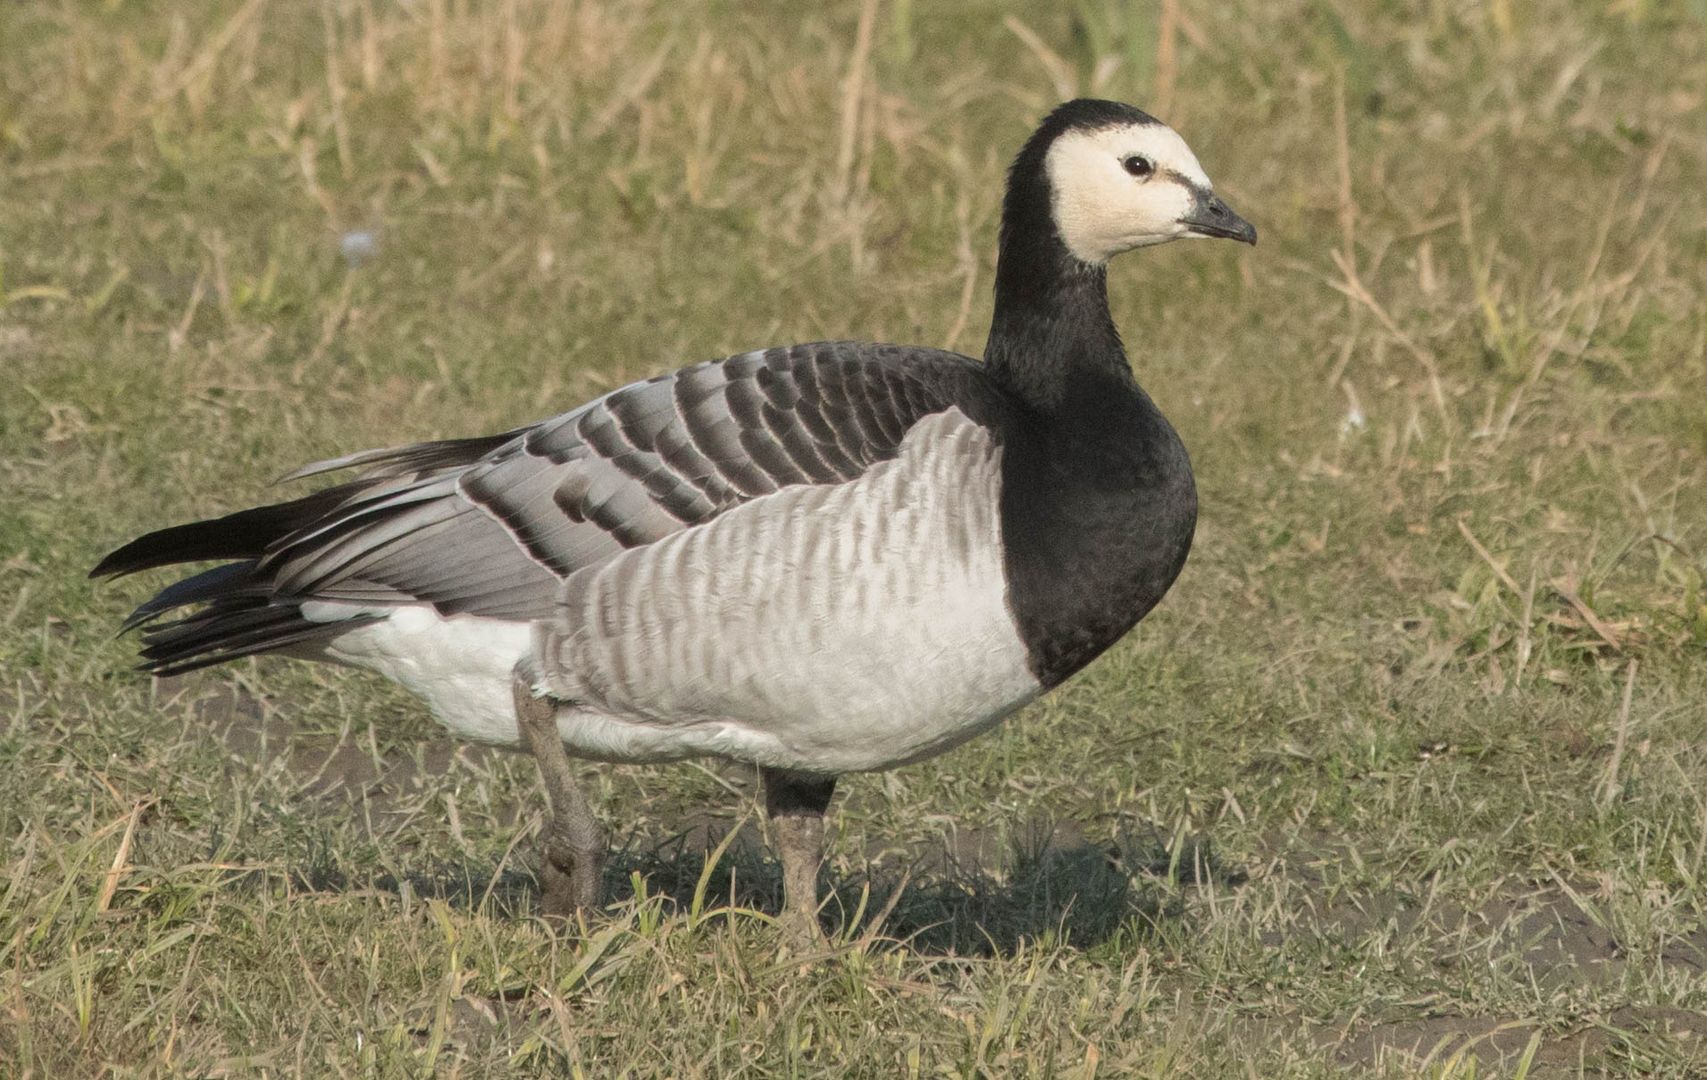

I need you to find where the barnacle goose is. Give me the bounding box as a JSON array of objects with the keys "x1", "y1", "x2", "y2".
[{"x1": 94, "y1": 99, "x2": 1255, "y2": 937}]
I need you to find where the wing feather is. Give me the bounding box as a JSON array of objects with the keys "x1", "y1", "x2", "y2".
[{"x1": 103, "y1": 343, "x2": 1002, "y2": 675}]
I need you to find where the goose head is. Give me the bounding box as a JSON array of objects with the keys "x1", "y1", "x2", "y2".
[
  {"x1": 986, "y1": 100, "x2": 1256, "y2": 405},
  {"x1": 1009, "y1": 99, "x2": 1256, "y2": 266}
]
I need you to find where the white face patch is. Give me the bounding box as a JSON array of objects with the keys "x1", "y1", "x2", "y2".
[{"x1": 1045, "y1": 122, "x2": 1214, "y2": 264}]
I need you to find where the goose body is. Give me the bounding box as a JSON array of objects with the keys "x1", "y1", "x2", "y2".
[{"x1": 96, "y1": 99, "x2": 1253, "y2": 928}]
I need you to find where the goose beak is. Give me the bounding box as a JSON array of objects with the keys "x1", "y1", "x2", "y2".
[{"x1": 1182, "y1": 190, "x2": 1257, "y2": 245}]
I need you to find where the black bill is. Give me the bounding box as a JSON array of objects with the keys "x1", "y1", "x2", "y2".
[{"x1": 1182, "y1": 190, "x2": 1257, "y2": 245}]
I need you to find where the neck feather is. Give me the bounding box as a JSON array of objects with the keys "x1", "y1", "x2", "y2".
[{"x1": 984, "y1": 188, "x2": 1132, "y2": 411}]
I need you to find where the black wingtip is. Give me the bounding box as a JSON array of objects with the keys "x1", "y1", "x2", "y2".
[
  {"x1": 88, "y1": 481, "x2": 373, "y2": 582},
  {"x1": 90, "y1": 537, "x2": 155, "y2": 580},
  {"x1": 90, "y1": 520, "x2": 235, "y2": 581}
]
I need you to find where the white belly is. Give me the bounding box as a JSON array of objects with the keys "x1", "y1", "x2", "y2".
[
  {"x1": 309, "y1": 595, "x2": 1040, "y2": 771},
  {"x1": 309, "y1": 604, "x2": 533, "y2": 745}
]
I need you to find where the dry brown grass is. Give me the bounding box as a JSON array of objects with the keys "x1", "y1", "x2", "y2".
[{"x1": 3, "y1": 0, "x2": 1706, "y2": 1074}]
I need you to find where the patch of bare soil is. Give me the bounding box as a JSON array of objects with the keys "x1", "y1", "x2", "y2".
[{"x1": 1334, "y1": 1006, "x2": 1707, "y2": 1076}]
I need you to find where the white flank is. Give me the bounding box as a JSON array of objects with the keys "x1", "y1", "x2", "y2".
[
  {"x1": 306, "y1": 603, "x2": 533, "y2": 745},
  {"x1": 532, "y1": 409, "x2": 1043, "y2": 774}
]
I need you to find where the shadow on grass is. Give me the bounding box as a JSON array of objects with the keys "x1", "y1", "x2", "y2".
[{"x1": 290, "y1": 823, "x2": 1246, "y2": 957}]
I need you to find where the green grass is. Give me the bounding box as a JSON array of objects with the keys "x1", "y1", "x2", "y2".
[{"x1": 4, "y1": 0, "x2": 1706, "y2": 1074}]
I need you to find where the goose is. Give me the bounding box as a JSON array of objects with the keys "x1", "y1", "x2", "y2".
[{"x1": 93, "y1": 99, "x2": 1255, "y2": 938}]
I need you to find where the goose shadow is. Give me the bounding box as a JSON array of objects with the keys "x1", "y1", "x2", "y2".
[
  {"x1": 169, "y1": 682, "x2": 1244, "y2": 955},
  {"x1": 293, "y1": 821, "x2": 1246, "y2": 957}
]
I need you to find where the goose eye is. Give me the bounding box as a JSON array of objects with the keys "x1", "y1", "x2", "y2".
[{"x1": 1121, "y1": 155, "x2": 1154, "y2": 179}]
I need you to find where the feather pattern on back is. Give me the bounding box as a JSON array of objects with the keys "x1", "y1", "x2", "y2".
[{"x1": 95, "y1": 342, "x2": 999, "y2": 673}]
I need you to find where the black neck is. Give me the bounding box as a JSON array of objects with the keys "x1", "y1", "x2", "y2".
[
  {"x1": 985, "y1": 217, "x2": 1196, "y2": 689},
  {"x1": 984, "y1": 175, "x2": 1132, "y2": 412},
  {"x1": 980, "y1": 101, "x2": 1198, "y2": 690}
]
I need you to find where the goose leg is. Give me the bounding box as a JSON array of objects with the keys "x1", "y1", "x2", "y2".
[
  {"x1": 761, "y1": 767, "x2": 837, "y2": 945},
  {"x1": 512, "y1": 673, "x2": 605, "y2": 920}
]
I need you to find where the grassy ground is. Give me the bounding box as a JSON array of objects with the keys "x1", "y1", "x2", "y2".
[{"x1": 4, "y1": 0, "x2": 1706, "y2": 1074}]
